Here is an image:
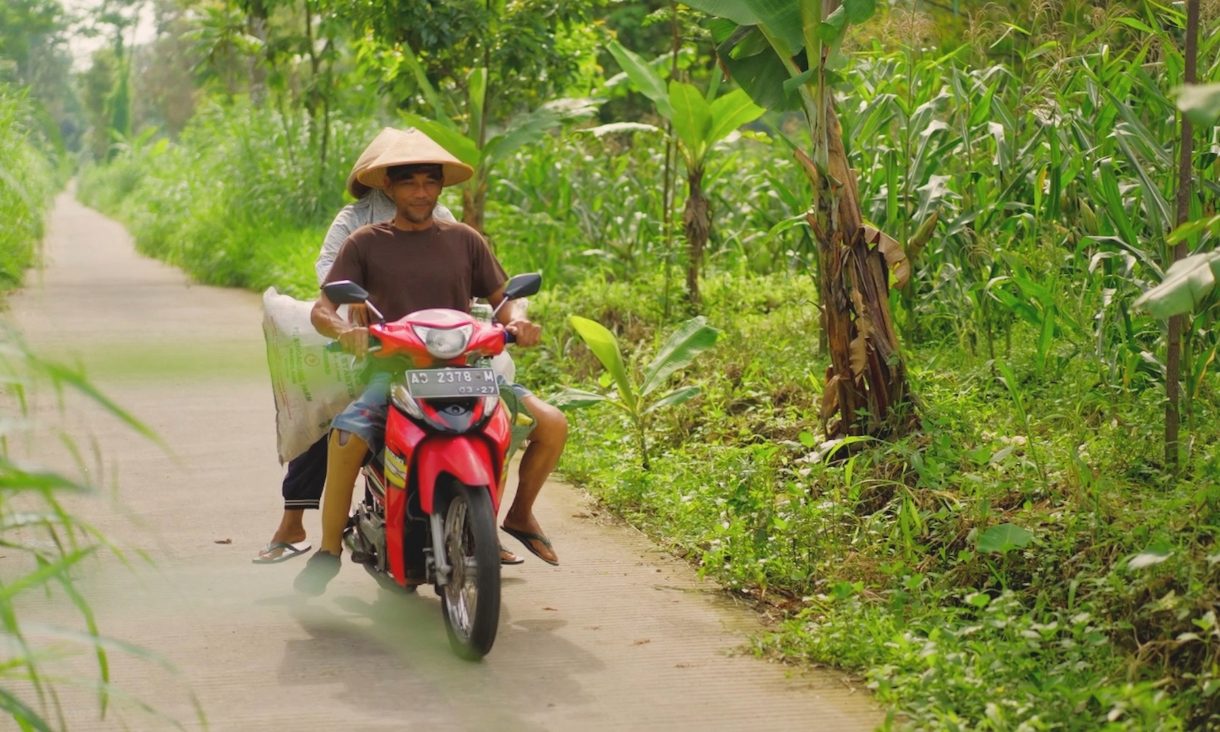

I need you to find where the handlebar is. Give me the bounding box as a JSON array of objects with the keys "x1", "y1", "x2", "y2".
[
  {"x1": 324, "y1": 335, "x2": 382, "y2": 354},
  {"x1": 323, "y1": 328, "x2": 511, "y2": 353}
]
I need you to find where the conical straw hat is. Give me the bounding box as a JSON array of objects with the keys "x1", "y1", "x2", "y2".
[
  {"x1": 346, "y1": 127, "x2": 413, "y2": 199},
  {"x1": 355, "y1": 127, "x2": 474, "y2": 190}
]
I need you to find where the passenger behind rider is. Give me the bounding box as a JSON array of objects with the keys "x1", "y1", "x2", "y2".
[
  {"x1": 255, "y1": 127, "x2": 462, "y2": 564},
  {"x1": 294, "y1": 128, "x2": 567, "y2": 595}
]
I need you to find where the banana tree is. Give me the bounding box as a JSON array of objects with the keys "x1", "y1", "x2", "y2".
[
  {"x1": 553, "y1": 315, "x2": 720, "y2": 470},
  {"x1": 606, "y1": 39, "x2": 764, "y2": 308},
  {"x1": 684, "y1": 0, "x2": 918, "y2": 439},
  {"x1": 395, "y1": 45, "x2": 595, "y2": 233}
]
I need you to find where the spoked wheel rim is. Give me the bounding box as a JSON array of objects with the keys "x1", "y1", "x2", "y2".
[
  {"x1": 439, "y1": 486, "x2": 500, "y2": 659},
  {"x1": 443, "y1": 497, "x2": 479, "y2": 643}
]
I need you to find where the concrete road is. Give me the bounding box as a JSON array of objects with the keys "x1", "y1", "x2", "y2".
[{"x1": 2, "y1": 192, "x2": 883, "y2": 731}]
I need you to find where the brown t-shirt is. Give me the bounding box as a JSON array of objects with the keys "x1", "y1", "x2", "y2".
[{"x1": 323, "y1": 220, "x2": 507, "y2": 321}]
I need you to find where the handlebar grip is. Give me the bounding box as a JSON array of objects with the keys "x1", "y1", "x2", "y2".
[
  {"x1": 503, "y1": 329, "x2": 516, "y2": 345},
  {"x1": 325, "y1": 335, "x2": 381, "y2": 353}
]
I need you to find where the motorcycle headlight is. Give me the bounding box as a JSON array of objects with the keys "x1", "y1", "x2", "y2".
[{"x1": 411, "y1": 324, "x2": 473, "y2": 360}]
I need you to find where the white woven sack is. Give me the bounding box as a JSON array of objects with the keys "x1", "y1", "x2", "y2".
[{"x1": 262, "y1": 288, "x2": 362, "y2": 463}]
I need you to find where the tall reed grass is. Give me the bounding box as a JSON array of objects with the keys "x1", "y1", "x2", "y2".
[{"x1": 0, "y1": 329, "x2": 208, "y2": 729}]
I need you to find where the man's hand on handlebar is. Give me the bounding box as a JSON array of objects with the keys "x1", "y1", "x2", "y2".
[
  {"x1": 338, "y1": 325, "x2": 369, "y2": 357},
  {"x1": 506, "y1": 319, "x2": 541, "y2": 347}
]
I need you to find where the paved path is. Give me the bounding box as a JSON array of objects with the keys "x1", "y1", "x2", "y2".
[{"x1": 3, "y1": 192, "x2": 883, "y2": 731}]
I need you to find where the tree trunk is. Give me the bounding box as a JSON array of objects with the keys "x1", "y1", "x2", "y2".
[
  {"x1": 1166, "y1": 0, "x2": 1199, "y2": 468},
  {"x1": 462, "y1": 176, "x2": 488, "y2": 235},
  {"x1": 683, "y1": 168, "x2": 709, "y2": 309},
  {"x1": 246, "y1": 0, "x2": 268, "y2": 103},
  {"x1": 803, "y1": 107, "x2": 915, "y2": 439}
]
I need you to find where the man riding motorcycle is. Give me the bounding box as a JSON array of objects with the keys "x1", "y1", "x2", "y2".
[{"x1": 294, "y1": 128, "x2": 567, "y2": 595}]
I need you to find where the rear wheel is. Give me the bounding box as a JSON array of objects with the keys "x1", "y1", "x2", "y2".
[{"x1": 440, "y1": 487, "x2": 501, "y2": 659}]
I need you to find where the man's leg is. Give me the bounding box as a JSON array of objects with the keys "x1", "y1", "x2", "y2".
[
  {"x1": 295, "y1": 375, "x2": 387, "y2": 594},
  {"x1": 293, "y1": 429, "x2": 368, "y2": 594},
  {"x1": 501, "y1": 395, "x2": 567, "y2": 565},
  {"x1": 318, "y1": 429, "x2": 369, "y2": 555}
]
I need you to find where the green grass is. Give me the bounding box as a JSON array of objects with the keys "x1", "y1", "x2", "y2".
[{"x1": 539, "y1": 271, "x2": 1219, "y2": 730}]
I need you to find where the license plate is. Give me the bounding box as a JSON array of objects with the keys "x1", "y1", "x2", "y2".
[{"x1": 405, "y1": 367, "x2": 499, "y2": 399}]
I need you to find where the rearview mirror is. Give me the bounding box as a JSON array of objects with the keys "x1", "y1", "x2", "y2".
[
  {"x1": 502, "y1": 272, "x2": 542, "y2": 301},
  {"x1": 323, "y1": 280, "x2": 369, "y2": 305}
]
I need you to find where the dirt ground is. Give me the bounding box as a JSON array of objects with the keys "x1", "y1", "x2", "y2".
[{"x1": 3, "y1": 192, "x2": 884, "y2": 731}]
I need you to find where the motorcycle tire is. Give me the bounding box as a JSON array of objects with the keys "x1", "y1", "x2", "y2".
[{"x1": 439, "y1": 486, "x2": 501, "y2": 660}]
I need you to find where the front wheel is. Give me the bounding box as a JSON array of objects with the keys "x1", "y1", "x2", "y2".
[{"x1": 440, "y1": 487, "x2": 501, "y2": 660}]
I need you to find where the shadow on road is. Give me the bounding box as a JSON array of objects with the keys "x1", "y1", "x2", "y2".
[{"x1": 272, "y1": 581, "x2": 604, "y2": 729}]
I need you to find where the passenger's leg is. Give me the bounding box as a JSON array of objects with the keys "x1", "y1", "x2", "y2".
[{"x1": 258, "y1": 434, "x2": 328, "y2": 560}]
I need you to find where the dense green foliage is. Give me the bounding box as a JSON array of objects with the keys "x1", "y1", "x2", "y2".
[
  {"x1": 42, "y1": 0, "x2": 1220, "y2": 728},
  {"x1": 78, "y1": 102, "x2": 386, "y2": 297},
  {"x1": 542, "y1": 269, "x2": 1219, "y2": 728},
  {"x1": 0, "y1": 86, "x2": 59, "y2": 293}
]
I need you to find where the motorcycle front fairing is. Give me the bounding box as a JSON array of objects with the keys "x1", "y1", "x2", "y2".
[{"x1": 381, "y1": 396, "x2": 512, "y2": 587}]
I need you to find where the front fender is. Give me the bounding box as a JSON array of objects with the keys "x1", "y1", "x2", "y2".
[{"x1": 416, "y1": 436, "x2": 500, "y2": 513}]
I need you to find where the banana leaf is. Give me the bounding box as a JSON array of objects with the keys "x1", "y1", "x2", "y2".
[{"x1": 1133, "y1": 251, "x2": 1220, "y2": 318}]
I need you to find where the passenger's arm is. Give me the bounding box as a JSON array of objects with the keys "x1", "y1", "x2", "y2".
[{"x1": 315, "y1": 206, "x2": 363, "y2": 285}]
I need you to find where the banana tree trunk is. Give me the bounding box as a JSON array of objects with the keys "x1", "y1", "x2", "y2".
[
  {"x1": 684, "y1": 168, "x2": 709, "y2": 308},
  {"x1": 803, "y1": 106, "x2": 916, "y2": 438}
]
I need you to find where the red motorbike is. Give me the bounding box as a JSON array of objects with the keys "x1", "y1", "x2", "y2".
[{"x1": 322, "y1": 273, "x2": 541, "y2": 660}]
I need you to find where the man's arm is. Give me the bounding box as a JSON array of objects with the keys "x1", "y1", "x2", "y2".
[
  {"x1": 312, "y1": 292, "x2": 369, "y2": 357},
  {"x1": 487, "y1": 286, "x2": 540, "y2": 347}
]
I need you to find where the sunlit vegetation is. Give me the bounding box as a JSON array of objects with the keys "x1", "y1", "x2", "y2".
[
  {"x1": 8, "y1": 0, "x2": 1220, "y2": 727},
  {"x1": 0, "y1": 88, "x2": 59, "y2": 292}
]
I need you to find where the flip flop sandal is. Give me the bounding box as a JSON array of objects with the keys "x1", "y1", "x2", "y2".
[
  {"x1": 500, "y1": 545, "x2": 525, "y2": 565},
  {"x1": 252, "y1": 540, "x2": 311, "y2": 564},
  {"x1": 501, "y1": 525, "x2": 559, "y2": 566}
]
